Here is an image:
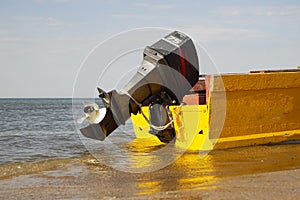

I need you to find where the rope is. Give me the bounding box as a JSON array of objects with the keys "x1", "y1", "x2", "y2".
[{"x1": 119, "y1": 89, "x2": 184, "y2": 131}]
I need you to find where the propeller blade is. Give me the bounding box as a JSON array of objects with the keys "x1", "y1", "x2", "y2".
[
  {"x1": 83, "y1": 101, "x2": 99, "y2": 110},
  {"x1": 77, "y1": 115, "x2": 88, "y2": 124}
]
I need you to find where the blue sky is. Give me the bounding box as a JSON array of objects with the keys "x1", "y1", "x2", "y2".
[{"x1": 0, "y1": 0, "x2": 299, "y2": 97}]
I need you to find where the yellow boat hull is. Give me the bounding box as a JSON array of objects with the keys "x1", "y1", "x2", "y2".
[{"x1": 131, "y1": 71, "x2": 300, "y2": 151}]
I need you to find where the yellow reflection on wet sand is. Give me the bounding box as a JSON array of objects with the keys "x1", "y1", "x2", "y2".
[
  {"x1": 0, "y1": 141, "x2": 299, "y2": 199},
  {"x1": 131, "y1": 142, "x2": 300, "y2": 196}
]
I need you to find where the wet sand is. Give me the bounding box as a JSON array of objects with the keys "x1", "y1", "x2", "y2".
[{"x1": 0, "y1": 143, "x2": 300, "y2": 199}]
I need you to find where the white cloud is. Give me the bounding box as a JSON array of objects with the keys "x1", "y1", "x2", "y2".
[
  {"x1": 32, "y1": 0, "x2": 70, "y2": 3},
  {"x1": 216, "y1": 5, "x2": 300, "y2": 23},
  {"x1": 0, "y1": 37, "x2": 22, "y2": 43},
  {"x1": 12, "y1": 16, "x2": 64, "y2": 27},
  {"x1": 185, "y1": 27, "x2": 269, "y2": 43},
  {"x1": 112, "y1": 14, "x2": 138, "y2": 19},
  {"x1": 134, "y1": 2, "x2": 175, "y2": 11}
]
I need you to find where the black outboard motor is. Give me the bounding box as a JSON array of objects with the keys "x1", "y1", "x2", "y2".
[{"x1": 80, "y1": 31, "x2": 199, "y2": 143}]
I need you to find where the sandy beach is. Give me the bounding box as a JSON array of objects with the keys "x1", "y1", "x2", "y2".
[{"x1": 0, "y1": 143, "x2": 299, "y2": 199}]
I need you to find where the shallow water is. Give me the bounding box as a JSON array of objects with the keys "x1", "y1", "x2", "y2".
[
  {"x1": 1, "y1": 99, "x2": 300, "y2": 172},
  {"x1": 0, "y1": 98, "x2": 300, "y2": 199},
  {"x1": 1, "y1": 140, "x2": 299, "y2": 179},
  {"x1": 0, "y1": 142, "x2": 299, "y2": 199},
  {"x1": 0, "y1": 98, "x2": 91, "y2": 164}
]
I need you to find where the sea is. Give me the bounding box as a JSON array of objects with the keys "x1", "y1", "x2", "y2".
[
  {"x1": 1, "y1": 98, "x2": 299, "y2": 174},
  {"x1": 0, "y1": 98, "x2": 88, "y2": 164},
  {"x1": 0, "y1": 98, "x2": 300, "y2": 199},
  {"x1": 0, "y1": 98, "x2": 165, "y2": 173}
]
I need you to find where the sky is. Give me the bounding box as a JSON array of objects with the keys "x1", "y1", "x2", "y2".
[{"x1": 0, "y1": 0, "x2": 299, "y2": 97}]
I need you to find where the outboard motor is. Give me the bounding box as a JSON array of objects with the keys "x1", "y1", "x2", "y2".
[{"x1": 80, "y1": 31, "x2": 199, "y2": 143}]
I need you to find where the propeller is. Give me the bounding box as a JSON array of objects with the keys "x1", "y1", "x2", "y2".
[{"x1": 77, "y1": 102, "x2": 107, "y2": 125}]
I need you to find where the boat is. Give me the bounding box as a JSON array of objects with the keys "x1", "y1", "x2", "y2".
[
  {"x1": 79, "y1": 30, "x2": 300, "y2": 151},
  {"x1": 132, "y1": 69, "x2": 300, "y2": 150}
]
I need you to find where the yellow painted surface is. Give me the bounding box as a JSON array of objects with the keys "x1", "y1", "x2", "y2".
[
  {"x1": 211, "y1": 72, "x2": 300, "y2": 139},
  {"x1": 131, "y1": 107, "x2": 152, "y2": 139},
  {"x1": 213, "y1": 129, "x2": 300, "y2": 149},
  {"x1": 170, "y1": 105, "x2": 210, "y2": 151},
  {"x1": 131, "y1": 71, "x2": 300, "y2": 151},
  {"x1": 131, "y1": 105, "x2": 212, "y2": 151}
]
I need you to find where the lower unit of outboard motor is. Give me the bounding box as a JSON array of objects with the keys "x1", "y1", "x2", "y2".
[
  {"x1": 147, "y1": 91, "x2": 176, "y2": 143},
  {"x1": 80, "y1": 30, "x2": 199, "y2": 143}
]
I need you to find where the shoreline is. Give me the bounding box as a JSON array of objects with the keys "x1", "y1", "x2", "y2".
[
  {"x1": 0, "y1": 143, "x2": 299, "y2": 199},
  {"x1": 0, "y1": 158, "x2": 299, "y2": 199}
]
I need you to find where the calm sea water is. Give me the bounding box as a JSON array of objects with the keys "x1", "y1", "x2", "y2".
[
  {"x1": 1, "y1": 98, "x2": 299, "y2": 175},
  {"x1": 0, "y1": 98, "x2": 172, "y2": 172},
  {"x1": 0, "y1": 98, "x2": 88, "y2": 164}
]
